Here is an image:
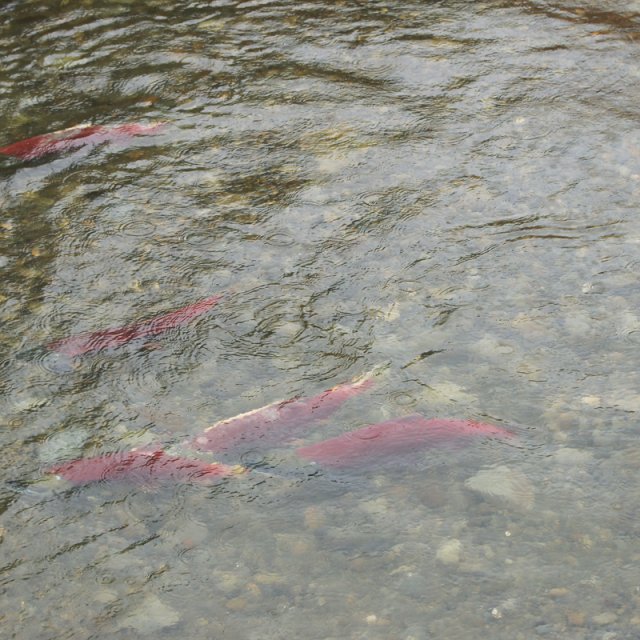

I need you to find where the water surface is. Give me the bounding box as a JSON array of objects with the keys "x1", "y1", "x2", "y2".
[{"x1": 1, "y1": 1, "x2": 640, "y2": 638}]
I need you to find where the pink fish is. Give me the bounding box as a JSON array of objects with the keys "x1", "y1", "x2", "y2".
[
  {"x1": 47, "y1": 448, "x2": 242, "y2": 486},
  {"x1": 296, "y1": 414, "x2": 515, "y2": 467},
  {"x1": 47, "y1": 294, "x2": 223, "y2": 357},
  {"x1": 0, "y1": 121, "x2": 165, "y2": 160},
  {"x1": 191, "y1": 370, "x2": 378, "y2": 454}
]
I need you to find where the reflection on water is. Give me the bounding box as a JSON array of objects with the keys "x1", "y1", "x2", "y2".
[{"x1": 1, "y1": 0, "x2": 640, "y2": 637}]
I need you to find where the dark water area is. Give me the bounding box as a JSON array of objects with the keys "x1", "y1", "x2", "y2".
[{"x1": 1, "y1": 1, "x2": 640, "y2": 638}]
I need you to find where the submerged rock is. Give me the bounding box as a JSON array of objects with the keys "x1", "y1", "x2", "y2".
[
  {"x1": 117, "y1": 594, "x2": 180, "y2": 633},
  {"x1": 436, "y1": 538, "x2": 462, "y2": 566},
  {"x1": 552, "y1": 447, "x2": 593, "y2": 465},
  {"x1": 38, "y1": 429, "x2": 89, "y2": 465},
  {"x1": 464, "y1": 465, "x2": 535, "y2": 511}
]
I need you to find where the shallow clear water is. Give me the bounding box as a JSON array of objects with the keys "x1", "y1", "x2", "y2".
[{"x1": 1, "y1": 1, "x2": 640, "y2": 638}]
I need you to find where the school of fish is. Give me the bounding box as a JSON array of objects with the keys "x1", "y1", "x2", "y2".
[
  {"x1": 1, "y1": 123, "x2": 515, "y2": 488},
  {"x1": 41, "y1": 292, "x2": 514, "y2": 485}
]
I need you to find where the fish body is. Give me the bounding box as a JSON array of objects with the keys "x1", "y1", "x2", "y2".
[
  {"x1": 191, "y1": 372, "x2": 376, "y2": 454},
  {"x1": 47, "y1": 294, "x2": 222, "y2": 357},
  {"x1": 0, "y1": 121, "x2": 165, "y2": 160},
  {"x1": 296, "y1": 414, "x2": 514, "y2": 467},
  {"x1": 47, "y1": 448, "x2": 241, "y2": 486}
]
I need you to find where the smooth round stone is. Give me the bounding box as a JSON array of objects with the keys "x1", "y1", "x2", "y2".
[
  {"x1": 552, "y1": 448, "x2": 593, "y2": 465},
  {"x1": 465, "y1": 466, "x2": 535, "y2": 511},
  {"x1": 592, "y1": 612, "x2": 617, "y2": 626},
  {"x1": 436, "y1": 539, "x2": 462, "y2": 566},
  {"x1": 225, "y1": 597, "x2": 247, "y2": 612},
  {"x1": 117, "y1": 594, "x2": 180, "y2": 632}
]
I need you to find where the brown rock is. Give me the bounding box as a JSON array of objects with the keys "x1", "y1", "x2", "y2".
[
  {"x1": 225, "y1": 597, "x2": 247, "y2": 612},
  {"x1": 566, "y1": 610, "x2": 585, "y2": 626}
]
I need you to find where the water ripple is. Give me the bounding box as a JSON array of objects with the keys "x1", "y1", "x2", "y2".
[{"x1": 2, "y1": 1, "x2": 640, "y2": 635}]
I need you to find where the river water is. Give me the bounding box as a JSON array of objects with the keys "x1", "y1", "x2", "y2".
[{"x1": 1, "y1": 1, "x2": 640, "y2": 638}]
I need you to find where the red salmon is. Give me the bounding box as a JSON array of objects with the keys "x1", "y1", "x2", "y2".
[
  {"x1": 47, "y1": 448, "x2": 242, "y2": 486},
  {"x1": 0, "y1": 121, "x2": 165, "y2": 160},
  {"x1": 296, "y1": 414, "x2": 515, "y2": 467},
  {"x1": 47, "y1": 294, "x2": 223, "y2": 357},
  {"x1": 191, "y1": 370, "x2": 378, "y2": 454}
]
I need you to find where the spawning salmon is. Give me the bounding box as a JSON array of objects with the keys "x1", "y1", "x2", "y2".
[
  {"x1": 190, "y1": 369, "x2": 379, "y2": 454},
  {"x1": 47, "y1": 294, "x2": 223, "y2": 357},
  {"x1": 47, "y1": 448, "x2": 242, "y2": 486},
  {"x1": 296, "y1": 414, "x2": 514, "y2": 467},
  {"x1": 0, "y1": 121, "x2": 165, "y2": 160}
]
